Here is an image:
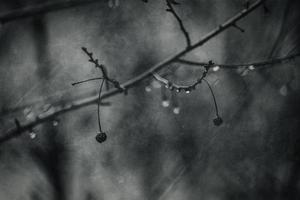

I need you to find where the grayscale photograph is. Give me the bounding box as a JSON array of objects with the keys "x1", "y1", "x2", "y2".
[{"x1": 0, "y1": 0, "x2": 299, "y2": 199}]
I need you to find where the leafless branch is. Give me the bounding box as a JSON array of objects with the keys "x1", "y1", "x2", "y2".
[
  {"x1": 165, "y1": 0, "x2": 191, "y2": 47},
  {"x1": 0, "y1": 0, "x2": 265, "y2": 144},
  {"x1": 0, "y1": 90, "x2": 111, "y2": 119},
  {"x1": 80, "y1": 47, "x2": 125, "y2": 92},
  {"x1": 0, "y1": 0, "x2": 102, "y2": 23},
  {"x1": 176, "y1": 52, "x2": 300, "y2": 69},
  {"x1": 152, "y1": 61, "x2": 213, "y2": 93},
  {"x1": 152, "y1": 63, "x2": 223, "y2": 126}
]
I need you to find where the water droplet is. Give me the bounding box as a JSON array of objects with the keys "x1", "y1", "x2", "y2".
[
  {"x1": 212, "y1": 66, "x2": 220, "y2": 72},
  {"x1": 23, "y1": 108, "x2": 35, "y2": 120},
  {"x1": 185, "y1": 89, "x2": 191, "y2": 94},
  {"x1": 279, "y1": 85, "x2": 288, "y2": 96},
  {"x1": 53, "y1": 120, "x2": 59, "y2": 127},
  {"x1": 173, "y1": 107, "x2": 180, "y2": 114},
  {"x1": 29, "y1": 131, "x2": 37, "y2": 139},
  {"x1": 248, "y1": 65, "x2": 255, "y2": 70},
  {"x1": 151, "y1": 80, "x2": 161, "y2": 89},
  {"x1": 145, "y1": 86, "x2": 152, "y2": 92},
  {"x1": 162, "y1": 100, "x2": 170, "y2": 107}
]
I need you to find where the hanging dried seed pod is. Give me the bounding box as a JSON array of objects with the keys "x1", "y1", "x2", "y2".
[
  {"x1": 95, "y1": 132, "x2": 107, "y2": 143},
  {"x1": 213, "y1": 116, "x2": 223, "y2": 126}
]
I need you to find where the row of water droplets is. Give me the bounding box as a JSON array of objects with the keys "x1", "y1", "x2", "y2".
[{"x1": 22, "y1": 104, "x2": 60, "y2": 139}]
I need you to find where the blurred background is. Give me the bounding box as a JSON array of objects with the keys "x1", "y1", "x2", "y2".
[{"x1": 0, "y1": 0, "x2": 300, "y2": 199}]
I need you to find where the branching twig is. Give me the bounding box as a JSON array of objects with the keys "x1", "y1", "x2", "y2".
[
  {"x1": 166, "y1": 0, "x2": 191, "y2": 47},
  {"x1": 80, "y1": 47, "x2": 125, "y2": 92},
  {"x1": 0, "y1": 0, "x2": 102, "y2": 24},
  {"x1": 0, "y1": 0, "x2": 265, "y2": 144}
]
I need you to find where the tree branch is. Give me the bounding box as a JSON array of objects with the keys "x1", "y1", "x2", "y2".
[
  {"x1": 165, "y1": 0, "x2": 191, "y2": 47},
  {"x1": 152, "y1": 61, "x2": 212, "y2": 93},
  {"x1": 81, "y1": 47, "x2": 125, "y2": 92},
  {"x1": 0, "y1": 0, "x2": 265, "y2": 144},
  {"x1": 0, "y1": 0, "x2": 102, "y2": 23},
  {"x1": 176, "y1": 52, "x2": 300, "y2": 69}
]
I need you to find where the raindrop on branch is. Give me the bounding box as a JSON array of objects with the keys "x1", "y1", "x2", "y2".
[
  {"x1": 29, "y1": 131, "x2": 37, "y2": 139},
  {"x1": 52, "y1": 120, "x2": 59, "y2": 127},
  {"x1": 151, "y1": 80, "x2": 162, "y2": 89},
  {"x1": 279, "y1": 85, "x2": 288, "y2": 96},
  {"x1": 212, "y1": 66, "x2": 220, "y2": 72},
  {"x1": 185, "y1": 89, "x2": 191, "y2": 94},
  {"x1": 145, "y1": 86, "x2": 152, "y2": 92},
  {"x1": 248, "y1": 65, "x2": 255, "y2": 70},
  {"x1": 162, "y1": 100, "x2": 170, "y2": 107},
  {"x1": 173, "y1": 107, "x2": 180, "y2": 114}
]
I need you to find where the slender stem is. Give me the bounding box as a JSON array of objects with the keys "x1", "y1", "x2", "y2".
[
  {"x1": 203, "y1": 79, "x2": 219, "y2": 117},
  {"x1": 166, "y1": 0, "x2": 191, "y2": 47},
  {"x1": 97, "y1": 80, "x2": 105, "y2": 132},
  {"x1": 72, "y1": 77, "x2": 104, "y2": 86},
  {"x1": 0, "y1": 0, "x2": 264, "y2": 144}
]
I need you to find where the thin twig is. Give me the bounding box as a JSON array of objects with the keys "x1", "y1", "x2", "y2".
[
  {"x1": 176, "y1": 52, "x2": 300, "y2": 69},
  {"x1": 166, "y1": 0, "x2": 191, "y2": 47},
  {"x1": 72, "y1": 77, "x2": 105, "y2": 86},
  {"x1": 203, "y1": 79, "x2": 219, "y2": 117},
  {"x1": 81, "y1": 47, "x2": 125, "y2": 91},
  {"x1": 0, "y1": 0, "x2": 265, "y2": 144},
  {"x1": 97, "y1": 80, "x2": 105, "y2": 132},
  {"x1": 0, "y1": 0, "x2": 102, "y2": 23}
]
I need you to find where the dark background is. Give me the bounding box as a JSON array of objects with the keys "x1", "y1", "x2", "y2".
[{"x1": 0, "y1": 0, "x2": 300, "y2": 199}]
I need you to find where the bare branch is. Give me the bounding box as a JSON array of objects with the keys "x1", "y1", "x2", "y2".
[
  {"x1": 177, "y1": 52, "x2": 300, "y2": 69},
  {"x1": 152, "y1": 61, "x2": 213, "y2": 93},
  {"x1": 166, "y1": 0, "x2": 191, "y2": 47},
  {"x1": 80, "y1": 47, "x2": 125, "y2": 92},
  {"x1": 0, "y1": 0, "x2": 102, "y2": 23},
  {"x1": 152, "y1": 71, "x2": 223, "y2": 126},
  {"x1": 0, "y1": 90, "x2": 111, "y2": 119},
  {"x1": 0, "y1": 0, "x2": 265, "y2": 144}
]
